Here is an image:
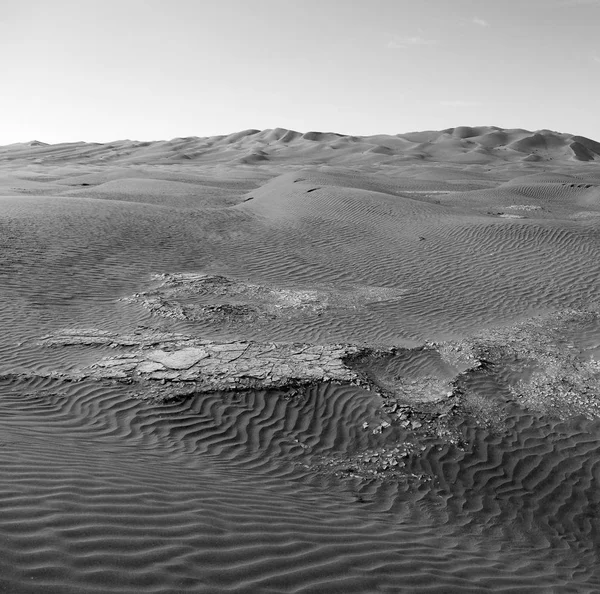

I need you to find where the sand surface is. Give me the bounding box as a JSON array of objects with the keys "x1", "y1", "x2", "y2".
[{"x1": 1, "y1": 126, "x2": 600, "y2": 592}]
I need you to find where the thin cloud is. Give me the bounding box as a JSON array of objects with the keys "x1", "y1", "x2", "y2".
[
  {"x1": 558, "y1": 0, "x2": 600, "y2": 5},
  {"x1": 472, "y1": 17, "x2": 490, "y2": 27},
  {"x1": 440, "y1": 100, "x2": 481, "y2": 107},
  {"x1": 594, "y1": 56, "x2": 600, "y2": 63},
  {"x1": 387, "y1": 35, "x2": 438, "y2": 49}
]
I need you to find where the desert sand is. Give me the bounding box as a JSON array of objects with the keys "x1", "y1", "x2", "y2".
[{"x1": 1, "y1": 126, "x2": 600, "y2": 592}]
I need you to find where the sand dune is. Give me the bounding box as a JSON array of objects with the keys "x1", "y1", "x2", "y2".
[
  {"x1": 2, "y1": 126, "x2": 599, "y2": 169},
  {"x1": 1, "y1": 126, "x2": 600, "y2": 592}
]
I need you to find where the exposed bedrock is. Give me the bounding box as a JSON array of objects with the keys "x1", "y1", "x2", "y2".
[
  {"x1": 30, "y1": 305, "x2": 600, "y2": 424},
  {"x1": 8, "y1": 272, "x2": 597, "y2": 462},
  {"x1": 121, "y1": 272, "x2": 408, "y2": 328},
  {"x1": 0, "y1": 302, "x2": 592, "y2": 493},
  {"x1": 37, "y1": 328, "x2": 363, "y2": 395},
  {"x1": 31, "y1": 328, "x2": 468, "y2": 452},
  {"x1": 434, "y1": 307, "x2": 600, "y2": 420}
]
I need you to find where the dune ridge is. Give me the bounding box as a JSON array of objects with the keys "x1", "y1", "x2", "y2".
[{"x1": 2, "y1": 126, "x2": 600, "y2": 168}]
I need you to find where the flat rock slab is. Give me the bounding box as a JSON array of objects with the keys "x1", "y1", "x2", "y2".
[
  {"x1": 146, "y1": 347, "x2": 210, "y2": 370},
  {"x1": 36, "y1": 328, "x2": 364, "y2": 392}
]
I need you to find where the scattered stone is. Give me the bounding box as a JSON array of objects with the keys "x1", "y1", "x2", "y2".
[
  {"x1": 312, "y1": 443, "x2": 431, "y2": 483},
  {"x1": 505, "y1": 204, "x2": 542, "y2": 211},
  {"x1": 434, "y1": 308, "x2": 600, "y2": 419}
]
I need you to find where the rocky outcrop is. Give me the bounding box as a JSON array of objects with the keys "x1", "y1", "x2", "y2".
[
  {"x1": 121, "y1": 273, "x2": 407, "y2": 326},
  {"x1": 35, "y1": 306, "x2": 600, "y2": 421},
  {"x1": 31, "y1": 328, "x2": 467, "y2": 448},
  {"x1": 30, "y1": 302, "x2": 600, "y2": 431},
  {"x1": 36, "y1": 328, "x2": 365, "y2": 399},
  {"x1": 433, "y1": 308, "x2": 600, "y2": 419}
]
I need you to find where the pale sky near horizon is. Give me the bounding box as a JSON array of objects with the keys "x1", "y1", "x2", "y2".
[{"x1": 1, "y1": 0, "x2": 599, "y2": 144}]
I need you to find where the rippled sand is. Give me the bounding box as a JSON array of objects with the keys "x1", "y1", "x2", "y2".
[{"x1": 1, "y1": 127, "x2": 600, "y2": 592}]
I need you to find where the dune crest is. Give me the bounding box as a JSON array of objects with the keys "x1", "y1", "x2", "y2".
[{"x1": 2, "y1": 126, "x2": 599, "y2": 167}]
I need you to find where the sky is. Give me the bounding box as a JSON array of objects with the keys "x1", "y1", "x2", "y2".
[{"x1": 1, "y1": 0, "x2": 600, "y2": 144}]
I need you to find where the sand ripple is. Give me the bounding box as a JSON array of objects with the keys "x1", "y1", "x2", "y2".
[{"x1": 2, "y1": 376, "x2": 600, "y2": 592}]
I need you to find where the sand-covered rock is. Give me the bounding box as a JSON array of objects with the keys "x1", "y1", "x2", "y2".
[
  {"x1": 122, "y1": 272, "x2": 408, "y2": 327},
  {"x1": 434, "y1": 308, "x2": 600, "y2": 419}
]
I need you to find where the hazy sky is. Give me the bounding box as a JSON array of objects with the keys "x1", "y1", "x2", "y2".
[{"x1": 2, "y1": 0, "x2": 599, "y2": 144}]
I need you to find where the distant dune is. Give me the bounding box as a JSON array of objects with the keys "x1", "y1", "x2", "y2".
[{"x1": 2, "y1": 126, "x2": 599, "y2": 168}]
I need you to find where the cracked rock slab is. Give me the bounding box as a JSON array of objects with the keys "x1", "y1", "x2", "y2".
[
  {"x1": 34, "y1": 328, "x2": 364, "y2": 394},
  {"x1": 146, "y1": 347, "x2": 210, "y2": 370}
]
